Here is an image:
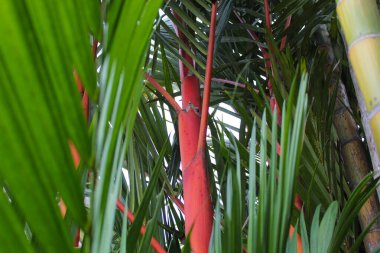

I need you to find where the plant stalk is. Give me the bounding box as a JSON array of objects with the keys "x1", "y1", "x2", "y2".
[
  {"x1": 173, "y1": 4, "x2": 215, "y2": 252},
  {"x1": 316, "y1": 25, "x2": 380, "y2": 252},
  {"x1": 336, "y1": 0, "x2": 380, "y2": 158},
  {"x1": 116, "y1": 200, "x2": 166, "y2": 253}
]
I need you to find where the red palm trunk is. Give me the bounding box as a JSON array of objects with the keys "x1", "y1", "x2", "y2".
[
  {"x1": 178, "y1": 75, "x2": 213, "y2": 253},
  {"x1": 174, "y1": 4, "x2": 216, "y2": 251}
]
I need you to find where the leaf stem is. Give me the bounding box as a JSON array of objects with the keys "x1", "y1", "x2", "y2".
[
  {"x1": 280, "y1": 16, "x2": 292, "y2": 51},
  {"x1": 197, "y1": 0, "x2": 217, "y2": 151},
  {"x1": 145, "y1": 74, "x2": 182, "y2": 112},
  {"x1": 116, "y1": 200, "x2": 166, "y2": 253},
  {"x1": 264, "y1": 0, "x2": 272, "y2": 32}
]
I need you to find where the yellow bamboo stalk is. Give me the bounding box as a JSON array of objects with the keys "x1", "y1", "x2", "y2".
[{"x1": 336, "y1": 0, "x2": 380, "y2": 157}]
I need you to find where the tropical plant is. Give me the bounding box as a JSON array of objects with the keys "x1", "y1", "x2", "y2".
[
  {"x1": 1, "y1": 0, "x2": 380, "y2": 253},
  {"x1": 336, "y1": 0, "x2": 380, "y2": 172}
]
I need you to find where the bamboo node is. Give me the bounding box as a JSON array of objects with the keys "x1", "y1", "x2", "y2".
[
  {"x1": 340, "y1": 135, "x2": 362, "y2": 148},
  {"x1": 369, "y1": 102, "x2": 380, "y2": 120},
  {"x1": 348, "y1": 33, "x2": 380, "y2": 52}
]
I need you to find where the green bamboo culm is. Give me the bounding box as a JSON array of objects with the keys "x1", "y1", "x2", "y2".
[{"x1": 336, "y1": 0, "x2": 380, "y2": 157}]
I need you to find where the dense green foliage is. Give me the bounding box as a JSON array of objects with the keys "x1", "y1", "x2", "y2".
[{"x1": 0, "y1": 0, "x2": 379, "y2": 252}]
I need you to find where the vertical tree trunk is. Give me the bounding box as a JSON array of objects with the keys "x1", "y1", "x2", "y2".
[
  {"x1": 178, "y1": 75, "x2": 213, "y2": 253},
  {"x1": 336, "y1": 0, "x2": 380, "y2": 182},
  {"x1": 336, "y1": 1, "x2": 380, "y2": 248},
  {"x1": 316, "y1": 25, "x2": 380, "y2": 252},
  {"x1": 349, "y1": 66, "x2": 380, "y2": 187},
  {"x1": 336, "y1": 0, "x2": 380, "y2": 159},
  {"x1": 174, "y1": 10, "x2": 213, "y2": 253}
]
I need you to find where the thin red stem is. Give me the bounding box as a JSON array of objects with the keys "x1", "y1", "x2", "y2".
[
  {"x1": 263, "y1": 0, "x2": 274, "y2": 92},
  {"x1": 280, "y1": 16, "x2": 292, "y2": 51},
  {"x1": 233, "y1": 10, "x2": 270, "y2": 60},
  {"x1": 271, "y1": 15, "x2": 292, "y2": 124},
  {"x1": 82, "y1": 91, "x2": 89, "y2": 121},
  {"x1": 235, "y1": 0, "x2": 303, "y2": 222},
  {"x1": 289, "y1": 225, "x2": 303, "y2": 252},
  {"x1": 169, "y1": 195, "x2": 184, "y2": 213},
  {"x1": 264, "y1": 0, "x2": 272, "y2": 32},
  {"x1": 116, "y1": 200, "x2": 166, "y2": 253},
  {"x1": 92, "y1": 39, "x2": 98, "y2": 60},
  {"x1": 72, "y1": 38, "x2": 98, "y2": 247},
  {"x1": 145, "y1": 74, "x2": 182, "y2": 112},
  {"x1": 197, "y1": 1, "x2": 218, "y2": 151},
  {"x1": 74, "y1": 229, "x2": 81, "y2": 247}
]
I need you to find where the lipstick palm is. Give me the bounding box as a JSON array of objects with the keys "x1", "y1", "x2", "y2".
[{"x1": 1, "y1": 0, "x2": 380, "y2": 253}]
